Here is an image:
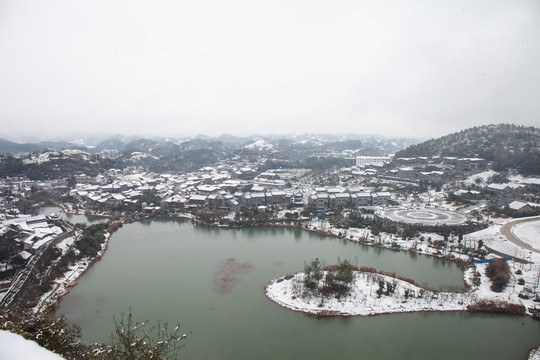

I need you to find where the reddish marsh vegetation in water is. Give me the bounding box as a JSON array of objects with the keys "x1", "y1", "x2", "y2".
[{"x1": 213, "y1": 258, "x2": 254, "y2": 294}]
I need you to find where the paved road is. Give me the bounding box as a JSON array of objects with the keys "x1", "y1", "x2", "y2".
[{"x1": 500, "y1": 215, "x2": 540, "y2": 255}]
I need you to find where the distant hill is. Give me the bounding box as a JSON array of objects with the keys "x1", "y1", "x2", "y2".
[
  {"x1": 0, "y1": 138, "x2": 58, "y2": 155},
  {"x1": 0, "y1": 133, "x2": 421, "y2": 178},
  {"x1": 0, "y1": 138, "x2": 85, "y2": 155},
  {"x1": 395, "y1": 124, "x2": 540, "y2": 175}
]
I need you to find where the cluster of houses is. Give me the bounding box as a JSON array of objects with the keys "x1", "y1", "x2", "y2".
[
  {"x1": 62, "y1": 165, "x2": 400, "y2": 213},
  {"x1": 352, "y1": 156, "x2": 492, "y2": 186},
  {"x1": 0, "y1": 176, "x2": 69, "y2": 196},
  {"x1": 486, "y1": 180, "x2": 540, "y2": 204},
  {"x1": 309, "y1": 187, "x2": 392, "y2": 210},
  {"x1": 378, "y1": 168, "x2": 447, "y2": 186},
  {"x1": 0, "y1": 214, "x2": 72, "y2": 272},
  {"x1": 453, "y1": 178, "x2": 540, "y2": 215},
  {"x1": 1, "y1": 152, "x2": 539, "y2": 220},
  {"x1": 68, "y1": 166, "x2": 307, "y2": 213},
  {"x1": 161, "y1": 189, "x2": 304, "y2": 212},
  {"x1": 484, "y1": 180, "x2": 540, "y2": 215},
  {"x1": 391, "y1": 156, "x2": 490, "y2": 172}
]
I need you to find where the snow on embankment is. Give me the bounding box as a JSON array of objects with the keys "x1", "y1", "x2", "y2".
[
  {"x1": 0, "y1": 330, "x2": 65, "y2": 360},
  {"x1": 265, "y1": 271, "x2": 475, "y2": 317}
]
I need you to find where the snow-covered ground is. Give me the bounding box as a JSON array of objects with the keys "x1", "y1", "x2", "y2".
[
  {"x1": 22, "y1": 152, "x2": 54, "y2": 165},
  {"x1": 266, "y1": 255, "x2": 540, "y2": 318},
  {"x1": 307, "y1": 211, "x2": 536, "y2": 265},
  {"x1": 378, "y1": 208, "x2": 467, "y2": 225},
  {"x1": 304, "y1": 218, "x2": 471, "y2": 261},
  {"x1": 461, "y1": 170, "x2": 499, "y2": 187},
  {"x1": 0, "y1": 330, "x2": 65, "y2": 360},
  {"x1": 244, "y1": 139, "x2": 275, "y2": 151},
  {"x1": 465, "y1": 224, "x2": 528, "y2": 259},
  {"x1": 529, "y1": 347, "x2": 540, "y2": 360},
  {"x1": 512, "y1": 220, "x2": 540, "y2": 252},
  {"x1": 266, "y1": 271, "x2": 474, "y2": 317},
  {"x1": 301, "y1": 217, "x2": 540, "y2": 318}
]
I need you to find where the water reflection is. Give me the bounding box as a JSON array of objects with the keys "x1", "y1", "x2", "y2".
[{"x1": 140, "y1": 219, "x2": 153, "y2": 226}]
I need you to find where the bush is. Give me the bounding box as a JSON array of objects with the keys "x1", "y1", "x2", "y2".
[
  {"x1": 0, "y1": 307, "x2": 87, "y2": 359},
  {"x1": 0, "y1": 307, "x2": 188, "y2": 360},
  {"x1": 467, "y1": 300, "x2": 526, "y2": 315},
  {"x1": 485, "y1": 258, "x2": 510, "y2": 292},
  {"x1": 93, "y1": 311, "x2": 189, "y2": 360}
]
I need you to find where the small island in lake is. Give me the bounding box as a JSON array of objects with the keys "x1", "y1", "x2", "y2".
[{"x1": 265, "y1": 258, "x2": 527, "y2": 318}]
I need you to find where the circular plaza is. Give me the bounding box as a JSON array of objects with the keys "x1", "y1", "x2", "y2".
[{"x1": 379, "y1": 208, "x2": 468, "y2": 226}]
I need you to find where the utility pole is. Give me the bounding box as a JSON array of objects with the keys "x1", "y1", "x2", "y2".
[{"x1": 535, "y1": 266, "x2": 540, "y2": 296}]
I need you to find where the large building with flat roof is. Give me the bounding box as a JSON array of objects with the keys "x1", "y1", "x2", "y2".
[{"x1": 356, "y1": 156, "x2": 392, "y2": 168}]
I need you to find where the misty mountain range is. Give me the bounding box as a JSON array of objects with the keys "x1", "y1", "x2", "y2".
[
  {"x1": 0, "y1": 124, "x2": 539, "y2": 178},
  {"x1": 0, "y1": 133, "x2": 418, "y2": 158}
]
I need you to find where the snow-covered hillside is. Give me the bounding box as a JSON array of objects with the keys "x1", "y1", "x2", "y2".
[{"x1": 244, "y1": 139, "x2": 275, "y2": 151}]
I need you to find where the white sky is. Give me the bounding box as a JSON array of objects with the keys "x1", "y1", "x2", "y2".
[{"x1": 0, "y1": 0, "x2": 539, "y2": 140}]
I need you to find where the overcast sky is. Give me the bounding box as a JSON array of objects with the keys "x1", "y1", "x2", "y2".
[{"x1": 0, "y1": 0, "x2": 539, "y2": 140}]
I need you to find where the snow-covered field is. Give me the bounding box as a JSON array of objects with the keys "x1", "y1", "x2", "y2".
[
  {"x1": 0, "y1": 330, "x2": 65, "y2": 360},
  {"x1": 512, "y1": 220, "x2": 540, "y2": 252}
]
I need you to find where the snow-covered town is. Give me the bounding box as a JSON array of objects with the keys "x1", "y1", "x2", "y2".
[
  {"x1": 1, "y1": 128, "x2": 540, "y2": 359},
  {"x1": 3, "y1": 0, "x2": 540, "y2": 356},
  {"x1": 2, "y1": 153, "x2": 540, "y2": 298}
]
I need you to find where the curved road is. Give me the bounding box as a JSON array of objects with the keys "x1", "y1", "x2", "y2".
[{"x1": 500, "y1": 215, "x2": 540, "y2": 255}]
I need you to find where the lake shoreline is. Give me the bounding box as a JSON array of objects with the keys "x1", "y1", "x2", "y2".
[
  {"x1": 42, "y1": 210, "x2": 538, "y2": 322},
  {"x1": 36, "y1": 229, "x2": 113, "y2": 312},
  {"x1": 46, "y1": 213, "x2": 540, "y2": 360}
]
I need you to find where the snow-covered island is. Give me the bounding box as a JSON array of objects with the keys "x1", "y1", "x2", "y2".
[
  {"x1": 266, "y1": 266, "x2": 477, "y2": 317},
  {"x1": 265, "y1": 262, "x2": 533, "y2": 318}
]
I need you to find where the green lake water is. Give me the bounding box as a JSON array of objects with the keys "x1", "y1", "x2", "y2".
[{"x1": 56, "y1": 218, "x2": 540, "y2": 360}]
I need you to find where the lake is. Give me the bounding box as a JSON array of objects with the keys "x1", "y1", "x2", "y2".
[
  {"x1": 39, "y1": 206, "x2": 109, "y2": 225},
  {"x1": 56, "y1": 218, "x2": 540, "y2": 360}
]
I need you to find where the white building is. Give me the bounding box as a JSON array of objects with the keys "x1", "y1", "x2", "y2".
[{"x1": 356, "y1": 156, "x2": 392, "y2": 167}]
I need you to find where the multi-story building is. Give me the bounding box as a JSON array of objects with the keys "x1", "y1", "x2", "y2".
[{"x1": 356, "y1": 156, "x2": 392, "y2": 168}]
